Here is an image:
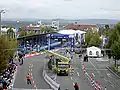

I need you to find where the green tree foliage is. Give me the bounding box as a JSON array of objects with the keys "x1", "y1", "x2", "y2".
[
  {"x1": 0, "y1": 36, "x2": 10, "y2": 72},
  {"x1": 85, "y1": 31, "x2": 92, "y2": 45},
  {"x1": 107, "y1": 22, "x2": 120, "y2": 69},
  {"x1": 85, "y1": 31, "x2": 101, "y2": 47},
  {"x1": 7, "y1": 27, "x2": 15, "y2": 38},
  {"x1": 111, "y1": 36, "x2": 120, "y2": 59},
  {"x1": 109, "y1": 22, "x2": 120, "y2": 56},
  {"x1": 0, "y1": 35, "x2": 18, "y2": 72},
  {"x1": 8, "y1": 38, "x2": 18, "y2": 57},
  {"x1": 19, "y1": 30, "x2": 27, "y2": 37}
]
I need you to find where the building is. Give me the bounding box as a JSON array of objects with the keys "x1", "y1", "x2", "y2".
[
  {"x1": 65, "y1": 24, "x2": 99, "y2": 32},
  {"x1": 58, "y1": 29, "x2": 86, "y2": 44},
  {"x1": 1, "y1": 27, "x2": 17, "y2": 38}
]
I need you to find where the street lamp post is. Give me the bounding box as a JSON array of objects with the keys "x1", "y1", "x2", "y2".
[{"x1": 0, "y1": 10, "x2": 5, "y2": 37}]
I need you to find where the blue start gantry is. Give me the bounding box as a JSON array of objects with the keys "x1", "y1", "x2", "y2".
[{"x1": 48, "y1": 33, "x2": 74, "y2": 51}]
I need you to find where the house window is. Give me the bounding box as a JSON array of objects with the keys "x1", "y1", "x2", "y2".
[
  {"x1": 89, "y1": 51, "x2": 92, "y2": 55},
  {"x1": 96, "y1": 51, "x2": 99, "y2": 56}
]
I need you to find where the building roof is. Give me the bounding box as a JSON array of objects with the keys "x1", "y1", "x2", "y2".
[
  {"x1": 75, "y1": 30, "x2": 86, "y2": 34},
  {"x1": 87, "y1": 46, "x2": 101, "y2": 51},
  {"x1": 65, "y1": 24, "x2": 97, "y2": 30},
  {"x1": 1, "y1": 28, "x2": 17, "y2": 32},
  {"x1": 58, "y1": 29, "x2": 86, "y2": 35},
  {"x1": 25, "y1": 26, "x2": 42, "y2": 29},
  {"x1": 58, "y1": 29, "x2": 76, "y2": 35}
]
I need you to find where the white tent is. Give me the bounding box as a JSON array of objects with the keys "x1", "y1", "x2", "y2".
[{"x1": 87, "y1": 46, "x2": 101, "y2": 57}]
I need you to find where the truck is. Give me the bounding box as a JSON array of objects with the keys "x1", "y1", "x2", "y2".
[{"x1": 44, "y1": 50, "x2": 70, "y2": 76}]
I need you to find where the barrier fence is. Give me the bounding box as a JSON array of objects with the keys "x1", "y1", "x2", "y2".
[
  {"x1": 43, "y1": 70, "x2": 60, "y2": 90},
  {"x1": 82, "y1": 62, "x2": 102, "y2": 90}
]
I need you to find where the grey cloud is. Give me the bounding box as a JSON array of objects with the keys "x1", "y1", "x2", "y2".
[{"x1": 0, "y1": 0, "x2": 120, "y2": 19}]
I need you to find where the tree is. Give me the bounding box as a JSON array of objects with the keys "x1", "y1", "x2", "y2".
[
  {"x1": 89, "y1": 31, "x2": 101, "y2": 47},
  {"x1": 85, "y1": 31, "x2": 92, "y2": 46},
  {"x1": 7, "y1": 27, "x2": 15, "y2": 38},
  {"x1": 105, "y1": 25, "x2": 109, "y2": 30},
  {"x1": 8, "y1": 38, "x2": 18, "y2": 57},
  {"x1": 85, "y1": 31, "x2": 101, "y2": 47},
  {"x1": 19, "y1": 30, "x2": 27, "y2": 37},
  {"x1": 107, "y1": 22, "x2": 120, "y2": 70},
  {"x1": 0, "y1": 35, "x2": 10, "y2": 72},
  {"x1": 0, "y1": 35, "x2": 18, "y2": 72}
]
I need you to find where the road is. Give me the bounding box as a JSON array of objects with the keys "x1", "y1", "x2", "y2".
[
  {"x1": 55, "y1": 49, "x2": 120, "y2": 90},
  {"x1": 55, "y1": 50, "x2": 93, "y2": 90},
  {"x1": 13, "y1": 54, "x2": 51, "y2": 90},
  {"x1": 84, "y1": 57, "x2": 120, "y2": 90}
]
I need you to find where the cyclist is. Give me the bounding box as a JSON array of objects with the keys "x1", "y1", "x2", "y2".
[
  {"x1": 74, "y1": 82, "x2": 79, "y2": 90},
  {"x1": 26, "y1": 73, "x2": 31, "y2": 85}
]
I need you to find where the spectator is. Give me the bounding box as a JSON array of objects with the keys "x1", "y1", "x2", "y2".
[
  {"x1": 2, "y1": 79, "x2": 7, "y2": 89},
  {"x1": 0, "y1": 83, "x2": 3, "y2": 90}
]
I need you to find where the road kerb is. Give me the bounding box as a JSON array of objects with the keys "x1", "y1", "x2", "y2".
[{"x1": 106, "y1": 66, "x2": 120, "y2": 79}]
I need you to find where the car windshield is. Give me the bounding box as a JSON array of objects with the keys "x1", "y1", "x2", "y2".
[{"x1": 58, "y1": 64, "x2": 69, "y2": 68}]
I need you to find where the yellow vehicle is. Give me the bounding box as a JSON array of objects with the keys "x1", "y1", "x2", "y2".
[
  {"x1": 44, "y1": 50, "x2": 70, "y2": 76},
  {"x1": 57, "y1": 62, "x2": 70, "y2": 76}
]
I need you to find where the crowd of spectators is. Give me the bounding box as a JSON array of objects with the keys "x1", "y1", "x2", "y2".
[{"x1": 0, "y1": 54, "x2": 24, "y2": 90}]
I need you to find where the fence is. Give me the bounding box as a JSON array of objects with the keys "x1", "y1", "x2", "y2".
[
  {"x1": 82, "y1": 62, "x2": 102, "y2": 90},
  {"x1": 43, "y1": 70, "x2": 60, "y2": 90}
]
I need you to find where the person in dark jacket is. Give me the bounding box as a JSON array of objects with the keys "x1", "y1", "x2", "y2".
[
  {"x1": 2, "y1": 79, "x2": 7, "y2": 89},
  {"x1": 0, "y1": 83, "x2": 3, "y2": 90},
  {"x1": 74, "y1": 82, "x2": 79, "y2": 90}
]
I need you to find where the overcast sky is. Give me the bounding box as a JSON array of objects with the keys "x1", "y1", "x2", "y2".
[{"x1": 0, "y1": 0, "x2": 120, "y2": 19}]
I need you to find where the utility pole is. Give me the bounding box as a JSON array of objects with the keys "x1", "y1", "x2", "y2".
[{"x1": 0, "y1": 10, "x2": 5, "y2": 37}]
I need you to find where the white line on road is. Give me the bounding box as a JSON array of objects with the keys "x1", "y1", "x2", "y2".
[
  {"x1": 77, "y1": 72, "x2": 80, "y2": 76},
  {"x1": 89, "y1": 59, "x2": 100, "y2": 74},
  {"x1": 31, "y1": 73, "x2": 32, "y2": 76},
  {"x1": 29, "y1": 66, "x2": 31, "y2": 68},
  {"x1": 86, "y1": 68, "x2": 107, "y2": 70},
  {"x1": 107, "y1": 73, "x2": 112, "y2": 78},
  {"x1": 31, "y1": 76, "x2": 33, "y2": 79},
  {"x1": 71, "y1": 77, "x2": 73, "y2": 80},
  {"x1": 31, "y1": 64, "x2": 33, "y2": 67}
]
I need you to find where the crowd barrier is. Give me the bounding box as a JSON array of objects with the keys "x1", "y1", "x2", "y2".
[
  {"x1": 82, "y1": 62, "x2": 102, "y2": 90},
  {"x1": 43, "y1": 70, "x2": 60, "y2": 90},
  {"x1": 24, "y1": 48, "x2": 61, "y2": 58}
]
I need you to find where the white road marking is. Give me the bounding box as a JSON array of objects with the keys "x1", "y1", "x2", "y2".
[
  {"x1": 73, "y1": 83, "x2": 74, "y2": 85},
  {"x1": 31, "y1": 73, "x2": 32, "y2": 76},
  {"x1": 31, "y1": 68, "x2": 32, "y2": 71},
  {"x1": 71, "y1": 77, "x2": 73, "y2": 80},
  {"x1": 77, "y1": 72, "x2": 80, "y2": 76},
  {"x1": 89, "y1": 59, "x2": 100, "y2": 74},
  {"x1": 107, "y1": 73, "x2": 112, "y2": 78},
  {"x1": 29, "y1": 66, "x2": 31, "y2": 68},
  {"x1": 92, "y1": 73, "x2": 95, "y2": 77},
  {"x1": 31, "y1": 76, "x2": 33, "y2": 79},
  {"x1": 31, "y1": 64, "x2": 33, "y2": 67},
  {"x1": 29, "y1": 69, "x2": 31, "y2": 72},
  {"x1": 86, "y1": 68, "x2": 107, "y2": 70}
]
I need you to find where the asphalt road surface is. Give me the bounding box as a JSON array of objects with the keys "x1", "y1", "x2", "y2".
[
  {"x1": 55, "y1": 50, "x2": 93, "y2": 90},
  {"x1": 13, "y1": 54, "x2": 51, "y2": 90},
  {"x1": 84, "y1": 57, "x2": 120, "y2": 90}
]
